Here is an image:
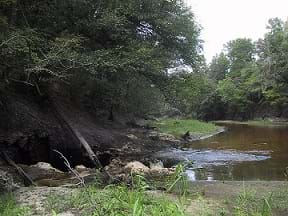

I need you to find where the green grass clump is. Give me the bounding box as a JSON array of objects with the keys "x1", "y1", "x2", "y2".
[
  {"x1": 0, "y1": 193, "x2": 30, "y2": 216},
  {"x1": 46, "y1": 178, "x2": 186, "y2": 216},
  {"x1": 232, "y1": 188, "x2": 273, "y2": 216},
  {"x1": 150, "y1": 119, "x2": 220, "y2": 137}
]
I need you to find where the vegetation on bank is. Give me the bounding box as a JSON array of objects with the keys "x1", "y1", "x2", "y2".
[
  {"x1": 0, "y1": 0, "x2": 205, "y2": 118},
  {"x1": 149, "y1": 119, "x2": 220, "y2": 137},
  {"x1": 2, "y1": 0, "x2": 287, "y2": 121},
  {"x1": 0, "y1": 193, "x2": 30, "y2": 216},
  {"x1": 3, "y1": 179, "x2": 288, "y2": 215},
  {"x1": 46, "y1": 184, "x2": 185, "y2": 216},
  {"x1": 202, "y1": 19, "x2": 288, "y2": 120}
]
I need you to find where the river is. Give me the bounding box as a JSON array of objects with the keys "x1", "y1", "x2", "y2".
[{"x1": 157, "y1": 122, "x2": 288, "y2": 181}]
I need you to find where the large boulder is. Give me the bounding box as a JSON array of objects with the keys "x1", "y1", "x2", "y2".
[
  {"x1": 108, "y1": 160, "x2": 175, "y2": 178},
  {"x1": 124, "y1": 161, "x2": 150, "y2": 174},
  {"x1": 20, "y1": 162, "x2": 65, "y2": 181}
]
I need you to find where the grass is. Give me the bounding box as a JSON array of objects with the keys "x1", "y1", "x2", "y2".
[
  {"x1": 0, "y1": 193, "x2": 30, "y2": 216},
  {"x1": 201, "y1": 186, "x2": 288, "y2": 216},
  {"x1": 149, "y1": 118, "x2": 220, "y2": 137},
  {"x1": 3, "y1": 180, "x2": 288, "y2": 216},
  {"x1": 232, "y1": 188, "x2": 273, "y2": 216},
  {"x1": 45, "y1": 171, "x2": 189, "y2": 216},
  {"x1": 46, "y1": 184, "x2": 186, "y2": 216}
]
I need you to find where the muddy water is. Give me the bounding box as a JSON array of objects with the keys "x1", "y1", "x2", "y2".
[
  {"x1": 159, "y1": 122, "x2": 288, "y2": 181},
  {"x1": 186, "y1": 123, "x2": 288, "y2": 181}
]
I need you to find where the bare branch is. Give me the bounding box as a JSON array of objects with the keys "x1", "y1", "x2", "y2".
[{"x1": 53, "y1": 150, "x2": 85, "y2": 187}]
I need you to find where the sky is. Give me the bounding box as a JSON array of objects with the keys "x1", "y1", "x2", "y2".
[{"x1": 185, "y1": 0, "x2": 288, "y2": 62}]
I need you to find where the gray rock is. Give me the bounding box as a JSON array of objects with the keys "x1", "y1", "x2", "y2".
[
  {"x1": 20, "y1": 162, "x2": 64, "y2": 181},
  {"x1": 0, "y1": 170, "x2": 19, "y2": 192}
]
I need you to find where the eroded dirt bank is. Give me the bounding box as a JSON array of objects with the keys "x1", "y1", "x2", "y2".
[{"x1": 0, "y1": 84, "x2": 178, "y2": 173}]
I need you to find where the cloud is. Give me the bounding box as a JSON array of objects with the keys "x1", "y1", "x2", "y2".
[{"x1": 185, "y1": 0, "x2": 288, "y2": 62}]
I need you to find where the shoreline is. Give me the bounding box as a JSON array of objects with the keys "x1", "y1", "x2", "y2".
[{"x1": 214, "y1": 119, "x2": 288, "y2": 127}]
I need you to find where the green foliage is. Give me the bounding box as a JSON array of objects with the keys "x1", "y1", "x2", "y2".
[
  {"x1": 225, "y1": 38, "x2": 255, "y2": 76},
  {"x1": 208, "y1": 52, "x2": 229, "y2": 82},
  {"x1": 167, "y1": 163, "x2": 189, "y2": 197},
  {"x1": 0, "y1": 193, "x2": 30, "y2": 216},
  {"x1": 164, "y1": 72, "x2": 214, "y2": 116},
  {"x1": 0, "y1": 0, "x2": 203, "y2": 117},
  {"x1": 233, "y1": 188, "x2": 273, "y2": 216},
  {"x1": 149, "y1": 118, "x2": 219, "y2": 137}
]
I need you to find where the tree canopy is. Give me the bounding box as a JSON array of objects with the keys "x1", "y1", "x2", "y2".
[
  {"x1": 1, "y1": 1, "x2": 288, "y2": 120},
  {"x1": 0, "y1": 0, "x2": 204, "y2": 116}
]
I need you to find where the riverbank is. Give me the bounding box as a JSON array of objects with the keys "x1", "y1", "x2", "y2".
[
  {"x1": 2, "y1": 180, "x2": 288, "y2": 216},
  {"x1": 148, "y1": 118, "x2": 223, "y2": 141},
  {"x1": 215, "y1": 119, "x2": 288, "y2": 127},
  {"x1": 2, "y1": 120, "x2": 288, "y2": 215}
]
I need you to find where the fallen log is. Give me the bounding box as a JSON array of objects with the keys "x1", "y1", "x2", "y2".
[
  {"x1": 47, "y1": 96, "x2": 117, "y2": 183},
  {"x1": 74, "y1": 129, "x2": 102, "y2": 168},
  {"x1": 48, "y1": 97, "x2": 102, "y2": 168}
]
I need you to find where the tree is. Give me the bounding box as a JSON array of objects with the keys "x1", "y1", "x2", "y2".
[
  {"x1": 164, "y1": 71, "x2": 214, "y2": 117},
  {"x1": 225, "y1": 38, "x2": 255, "y2": 78},
  {"x1": 256, "y1": 18, "x2": 288, "y2": 106},
  {"x1": 208, "y1": 52, "x2": 229, "y2": 82},
  {"x1": 0, "y1": 0, "x2": 203, "y2": 116}
]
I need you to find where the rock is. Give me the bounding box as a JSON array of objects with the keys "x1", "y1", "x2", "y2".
[
  {"x1": 124, "y1": 161, "x2": 150, "y2": 174},
  {"x1": 126, "y1": 134, "x2": 138, "y2": 140},
  {"x1": 105, "y1": 159, "x2": 125, "y2": 176},
  {"x1": 31, "y1": 162, "x2": 61, "y2": 172},
  {"x1": 75, "y1": 165, "x2": 89, "y2": 172},
  {"x1": 149, "y1": 160, "x2": 164, "y2": 169},
  {"x1": 148, "y1": 160, "x2": 174, "y2": 177},
  {"x1": 124, "y1": 161, "x2": 174, "y2": 177},
  {"x1": 58, "y1": 212, "x2": 77, "y2": 216},
  {"x1": 0, "y1": 170, "x2": 20, "y2": 192},
  {"x1": 105, "y1": 159, "x2": 175, "y2": 181},
  {"x1": 126, "y1": 119, "x2": 147, "y2": 128},
  {"x1": 21, "y1": 162, "x2": 64, "y2": 181},
  {"x1": 148, "y1": 131, "x2": 180, "y2": 142},
  {"x1": 149, "y1": 167, "x2": 175, "y2": 177}
]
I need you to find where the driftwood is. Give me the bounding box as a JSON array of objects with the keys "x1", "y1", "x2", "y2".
[
  {"x1": 48, "y1": 98, "x2": 102, "y2": 168},
  {"x1": 1, "y1": 152, "x2": 35, "y2": 186},
  {"x1": 48, "y1": 97, "x2": 119, "y2": 183},
  {"x1": 73, "y1": 129, "x2": 102, "y2": 168}
]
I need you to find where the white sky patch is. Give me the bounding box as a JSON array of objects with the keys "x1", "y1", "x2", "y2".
[{"x1": 185, "y1": 0, "x2": 288, "y2": 62}]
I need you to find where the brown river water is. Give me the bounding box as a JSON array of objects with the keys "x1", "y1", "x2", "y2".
[{"x1": 157, "y1": 122, "x2": 288, "y2": 181}]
